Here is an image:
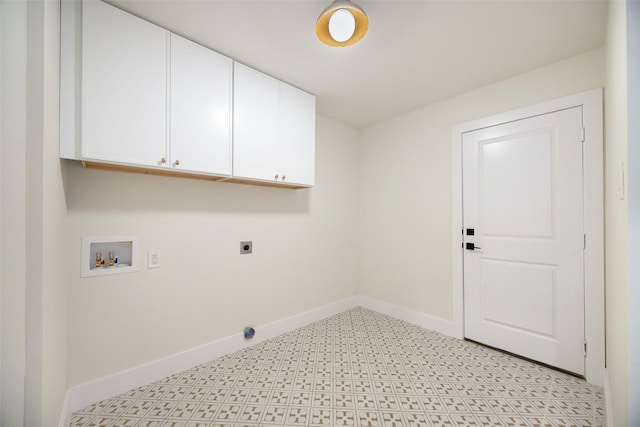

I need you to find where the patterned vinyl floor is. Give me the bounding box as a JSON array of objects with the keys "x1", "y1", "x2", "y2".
[{"x1": 69, "y1": 307, "x2": 605, "y2": 427}]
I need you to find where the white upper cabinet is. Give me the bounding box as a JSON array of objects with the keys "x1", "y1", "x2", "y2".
[
  {"x1": 232, "y1": 63, "x2": 281, "y2": 182},
  {"x1": 233, "y1": 63, "x2": 316, "y2": 186},
  {"x1": 170, "y1": 34, "x2": 232, "y2": 175},
  {"x1": 61, "y1": 0, "x2": 314, "y2": 188},
  {"x1": 82, "y1": 0, "x2": 168, "y2": 167},
  {"x1": 279, "y1": 82, "x2": 316, "y2": 186}
]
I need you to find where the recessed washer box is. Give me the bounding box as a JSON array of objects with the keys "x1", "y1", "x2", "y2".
[{"x1": 81, "y1": 236, "x2": 140, "y2": 277}]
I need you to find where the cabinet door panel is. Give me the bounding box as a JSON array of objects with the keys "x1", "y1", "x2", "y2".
[
  {"x1": 232, "y1": 63, "x2": 280, "y2": 181},
  {"x1": 82, "y1": 0, "x2": 167, "y2": 166},
  {"x1": 280, "y1": 83, "x2": 315, "y2": 186},
  {"x1": 170, "y1": 34, "x2": 232, "y2": 175}
]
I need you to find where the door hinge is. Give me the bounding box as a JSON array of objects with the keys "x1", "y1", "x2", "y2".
[
  {"x1": 581, "y1": 126, "x2": 585, "y2": 143},
  {"x1": 584, "y1": 341, "x2": 587, "y2": 355},
  {"x1": 584, "y1": 234, "x2": 587, "y2": 250}
]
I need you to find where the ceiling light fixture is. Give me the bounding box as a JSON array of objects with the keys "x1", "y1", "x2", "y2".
[{"x1": 316, "y1": 0, "x2": 368, "y2": 47}]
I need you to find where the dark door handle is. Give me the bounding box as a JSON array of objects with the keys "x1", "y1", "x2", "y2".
[{"x1": 465, "y1": 242, "x2": 482, "y2": 251}]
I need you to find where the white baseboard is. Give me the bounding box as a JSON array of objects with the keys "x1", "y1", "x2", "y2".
[
  {"x1": 357, "y1": 295, "x2": 457, "y2": 338},
  {"x1": 63, "y1": 296, "x2": 359, "y2": 419},
  {"x1": 59, "y1": 391, "x2": 70, "y2": 427},
  {"x1": 61, "y1": 296, "x2": 459, "y2": 425},
  {"x1": 603, "y1": 368, "x2": 614, "y2": 427}
]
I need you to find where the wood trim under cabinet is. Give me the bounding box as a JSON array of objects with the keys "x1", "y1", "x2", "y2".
[{"x1": 82, "y1": 161, "x2": 311, "y2": 189}]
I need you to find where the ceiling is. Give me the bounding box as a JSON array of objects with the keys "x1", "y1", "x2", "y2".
[{"x1": 108, "y1": 0, "x2": 608, "y2": 129}]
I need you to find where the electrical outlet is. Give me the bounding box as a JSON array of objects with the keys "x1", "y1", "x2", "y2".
[{"x1": 148, "y1": 251, "x2": 161, "y2": 268}]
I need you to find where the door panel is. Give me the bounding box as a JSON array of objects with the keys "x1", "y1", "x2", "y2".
[
  {"x1": 463, "y1": 107, "x2": 585, "y2": 375},
  {"x1": 480, "y1": 132, "x2": 554, "y2": 238},
  {"x1": 480, "y1": 259, "x2": 556, "y2": 337}
]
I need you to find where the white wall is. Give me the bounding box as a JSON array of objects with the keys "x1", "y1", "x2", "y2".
[
  {"x1": 357, "y1": 48, "x2": 605, "y2": 321},
  {"x1": 1, "y1": 2, "x2": 28, "y2": 425},
  {"x1": 625, "y1": 1, "x2": 639, "y2": 425},
  {"x1": 1, "y1": 1, "x2": 68, "y2": 425},
  {"x1": 66, "y1": 115, "x2": 359, "y2": 387},
  {"x1": 39, "y1": 1, "x2": 69, "y2": 423},
  {"x1": 605, "y1": 1, "x2": 629, "y2": 425},
  {"x1": 25, "y1": 0, "x2": 46, "y2": 422}
]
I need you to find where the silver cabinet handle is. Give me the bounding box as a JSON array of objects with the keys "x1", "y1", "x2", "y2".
[
  {"x1": 275, "y1": 174, "x2": 279, "y2": 180},
  {"x1": 160, "y1": 157, "x2": 167, "y2": 164},
  {"x1": 173, "y1": 160, "x2": 180, "y2": 167}
]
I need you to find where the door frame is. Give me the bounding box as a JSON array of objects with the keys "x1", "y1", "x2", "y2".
[{"x1": 451, "y1": 88, "x2": 604, "y2": 386}]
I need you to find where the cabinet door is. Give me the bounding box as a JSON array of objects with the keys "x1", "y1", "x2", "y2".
[
  {"x1": 82, "y1": 0, "x2": 167, "y2": 167},
  {"x1": 232, "y1": 63, "x2": 280, "y2": 181},
  {"x1": 279, "y1": 83, "x2": 315, "y2": 186},
  {"x1": 170, "y1": 34, "x2": 232, "y2": 175}
]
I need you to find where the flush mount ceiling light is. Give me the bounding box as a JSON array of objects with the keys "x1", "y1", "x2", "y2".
[{"x1": 316, "y1": 0, "x2": 368, "y2": 47}]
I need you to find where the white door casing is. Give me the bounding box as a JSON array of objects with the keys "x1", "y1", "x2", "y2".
[
  {"x1": 462, "y1": 107, "x2": 585, "y2": 375},
  {"x1": 451, "y1": 89, "x2": 604, "y2": 386}
]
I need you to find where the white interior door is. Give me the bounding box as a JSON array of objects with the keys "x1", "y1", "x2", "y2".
[{"x1": 463, "y1": 106, "x2": 585, "y2": 376}]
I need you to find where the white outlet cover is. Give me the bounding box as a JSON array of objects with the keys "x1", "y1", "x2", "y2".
[{"x1": 148, "y1": 251, "x2": 161, "y2": 268}]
